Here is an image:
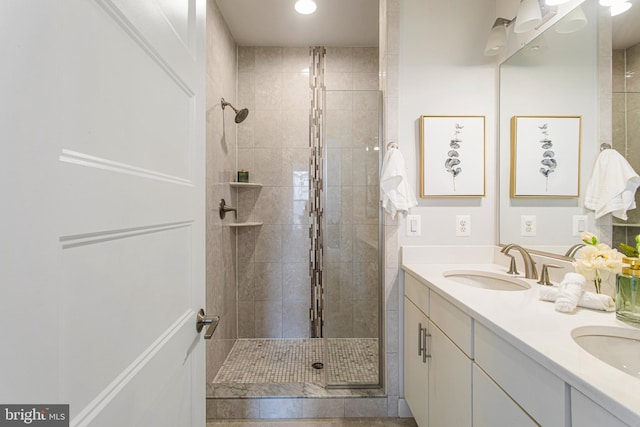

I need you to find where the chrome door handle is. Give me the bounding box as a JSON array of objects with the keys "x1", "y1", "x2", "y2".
[
  {"x1": 196, "y1": 309, "x2": 220, "y2": 339},
  {"x1": 418, "y1": 322, "x2": 423, "y2": 356}
]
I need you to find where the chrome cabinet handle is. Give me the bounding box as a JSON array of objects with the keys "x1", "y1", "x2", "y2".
[
  {"x1": 196, "y1": 309, "x2": 220, "y2": 339},
  {"x1": 423, "y1": 328, "x2": 431, "y2": 363},
  {"x1": 418, "y1": 322, "x2": 423, "y2": 356}
]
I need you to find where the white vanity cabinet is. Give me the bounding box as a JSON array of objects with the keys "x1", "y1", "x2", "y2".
[
  {"x1": 473, "y1": 365, "x2": 538, "y2": 427},
  {"x1": 404, "y1": 273, "x2": 472, "y2": 427},
  {"x1": 571, "y1": 389, "x2": 629, "y2": 427},
  {"x1": 404, "y1": 296, "x2": 429, "y2": 427},
  {"x1": 474, "y1": 323, "x2": 566, "y2": 426}
]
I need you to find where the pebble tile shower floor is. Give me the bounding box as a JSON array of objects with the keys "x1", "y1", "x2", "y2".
[{"x1": 213, "y1": 338, "x2": 379, "y2": 386}]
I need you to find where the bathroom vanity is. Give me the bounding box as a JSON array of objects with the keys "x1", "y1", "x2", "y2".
[{"x1": 401, "y1": 246, "x2": 640, "y2": 427}]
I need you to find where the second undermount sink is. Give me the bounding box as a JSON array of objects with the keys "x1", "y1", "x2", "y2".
[
  {"x1": 443, "y1": 270, "x2": 531, "y2": 291},
  {"x1": 572, "y1": 326, "x2": 640, "y2": 379}
]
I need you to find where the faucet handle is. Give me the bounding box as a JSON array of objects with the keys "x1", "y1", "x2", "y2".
[
  {"x1": 504, "y1": 254, "x2": 519, "y2": 276},
  {"x1": 537, "y1": 264, "x2": 561, "y2": 286}
]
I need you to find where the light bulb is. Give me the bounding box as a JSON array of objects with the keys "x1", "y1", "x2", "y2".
[
  {"x1": 610, "y1": 1, "x2": 632, "y2": 15},
  {"x1": 295, "y1": 0, "x2": 317, "y2": 15}
]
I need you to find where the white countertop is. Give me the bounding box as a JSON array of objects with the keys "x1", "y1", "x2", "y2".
[{"x1": 402, "y1": 261, "x2": 640, "y2": 426}]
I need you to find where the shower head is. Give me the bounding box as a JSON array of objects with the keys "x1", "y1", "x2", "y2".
[{"x1": 221, "y1": 98, "x2": 249, "y2": 124}]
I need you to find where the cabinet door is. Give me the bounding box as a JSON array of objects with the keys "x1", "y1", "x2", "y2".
[
  {"x1": 428, "y1": 320, "x2": 472, "y2": 427},
  {"x1": 404, "y1": 297, "x2": 429, "y2": 427},
  {"x1": 473, "y1": 365, "x2": 538, "y2": 427},
  {"x1": 571, "y1": 388, "x2": 629, "y2": 427}
]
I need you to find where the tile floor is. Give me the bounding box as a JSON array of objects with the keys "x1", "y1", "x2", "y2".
[
  {"x1": 213, "y1": 338, "x2": 379, "y2": 386},
  {"x1": 206, "y1": 417, "x2": 418, "y2": 427}
]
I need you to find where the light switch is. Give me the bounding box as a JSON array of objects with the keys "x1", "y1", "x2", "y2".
[
  {"x1": 573, "y1": 215, "x2": 588, "y2": 236},
  {"x1": 407, "y1": 215, "x2": 421, "y2": 236},
  {"x1": 521, "y1": 215, "x2": 536, "y2": 237},
  {"x1": 456, "y1": 215, "x2": 471, "y2": 237}
]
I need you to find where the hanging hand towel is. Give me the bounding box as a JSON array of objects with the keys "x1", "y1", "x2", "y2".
[
  {"x1": 380, "y1": 146, "x2": 418, "y2": 219},
  {"x1": 584, "y1": 149, "x2": 640, "y2": 220}
]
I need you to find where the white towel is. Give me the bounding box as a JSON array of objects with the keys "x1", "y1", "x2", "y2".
[
  {"x1": 539, "y1": 286, "x2": 615, "y2": 312},
  {"x1": 554, "y1": 272, "x2": 586, "y2": 313},
  {"x1": 584, "y1": 149, "x2": 640, "y2": 220},
  {"x1": 380, "y1": 147, "x2": 418, "y2": 219}
]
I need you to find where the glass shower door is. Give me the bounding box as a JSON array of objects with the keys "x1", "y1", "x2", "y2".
[{"x1": 322, "y1": 89, "x2": 382, "y2": 388}]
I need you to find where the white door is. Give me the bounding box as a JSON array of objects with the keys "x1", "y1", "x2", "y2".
[{"x1": 0, "y1": 1, "x2": 206, "y2": 426}]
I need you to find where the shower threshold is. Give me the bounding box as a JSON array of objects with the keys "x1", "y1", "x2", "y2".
[{"x1": 209, "y1": 338, "x2": 382, "y2": 399}]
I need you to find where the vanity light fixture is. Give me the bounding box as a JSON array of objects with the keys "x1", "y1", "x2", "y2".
[
  {"x1": 610, "y1": 1, "x2": 632, "y2": 16},
  {"x1": 514, "y1": 0, "x2": 543, "y2": 33},
  {"x1": 554, "y1": 5, "x2": 588, "y2": 33},
  {"x1": 295, "y1": 0, "x2": 317, "y2": 15},
  {"x1": 484, "y1": 18, "x2": 512, "y2": 56}
]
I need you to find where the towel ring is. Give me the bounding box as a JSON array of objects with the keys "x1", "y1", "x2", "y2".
[
  {"x1": 600, "y1": 142, "x2": 612, "y2": 151},
  {"x1": 387, "y1": 141, "x2": 398, "y2": 150}
]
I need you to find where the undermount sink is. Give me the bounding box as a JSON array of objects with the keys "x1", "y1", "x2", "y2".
[
  {"x1": 443, "y1": 270, "x2": 531, "y2": 291},
  {"x1": 571, "y1": 326, "x2": 640, "y2": 379}
]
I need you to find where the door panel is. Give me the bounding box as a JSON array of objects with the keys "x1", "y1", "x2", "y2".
[{"x1": 0, "y1": 0, "x2": 206, "y2": 425}]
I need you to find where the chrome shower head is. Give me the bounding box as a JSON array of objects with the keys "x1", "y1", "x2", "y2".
[{"x1": 221, "y1": 98, "x2": 249, "y2": 124}]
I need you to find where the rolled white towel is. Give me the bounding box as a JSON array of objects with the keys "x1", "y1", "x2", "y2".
[
  {"x1": 539, "y1": 286, "x2": 558, "y2": 302},
  {"x1": 554, "y1": 272, "x2": 586, "y2": 313},
  {"x1": 579, "y1": 292, "x2": 616, "y2": 312},
  {"x1": 539, "y1": 286, "x2": 615, "y2": 312}
]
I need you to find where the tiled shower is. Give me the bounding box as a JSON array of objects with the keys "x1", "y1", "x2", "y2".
[
  {"x1": 206, "y1": 40, "x2": 382, "y2": 401},
  {"x1": 612, "y1": 42, "x2": 640, "y2": 246},
  {"x1": 204, "y1": 0, "x2": 402, "y2": 419}
]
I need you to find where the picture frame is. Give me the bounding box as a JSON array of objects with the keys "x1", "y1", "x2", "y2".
[
  {"x1": 510, "y1": 116, "x2": 581, "y2": 198},
  {"x1": 419, "y1": 115, "x2": 486, "y2": 197}
]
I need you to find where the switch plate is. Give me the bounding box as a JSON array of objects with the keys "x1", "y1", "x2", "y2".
[
  {"x1": 456, "y1": 215, "x2": 471, "y2": 237},
  {"x1": 407, "y1": 214, "x2": 421, "y2": 236},
  {"x1": 573, "y1": 215, "x2": 588, "y2": 236},
  {"x1": 521, "y1": 215, "x2": 536, "y2": 236}
]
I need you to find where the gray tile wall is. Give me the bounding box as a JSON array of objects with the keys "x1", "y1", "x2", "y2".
[
  {"x1": 236, "y1": 47, "x2": 379, "y2": 340},
  {"x1": 205, "y1": 0, "x2": 238, "y2": 386},
  {"x1": 324, "y1": 47, "x2": 380, "y2": 340},
  {"x1": 236, "y1": 46, "x2": 311, "y2": 339},
  {"x1": 612, "y1": 42, "x2": 640, "y2": 243}
]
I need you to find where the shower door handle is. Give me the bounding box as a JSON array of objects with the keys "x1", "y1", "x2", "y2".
[{"x1": 196, "y1": 309, "x2": 220, "y2": 339}]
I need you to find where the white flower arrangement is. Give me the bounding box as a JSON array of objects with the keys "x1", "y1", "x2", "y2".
[{"x1": 573, "y1": 232, "x2": 624, "y2": 294}]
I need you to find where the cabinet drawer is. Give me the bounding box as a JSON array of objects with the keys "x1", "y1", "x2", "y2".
[
  {"x1": 475, "y1": 323, "x2": 566, "y2": 427},
  {"x1": 473, "y1": 365, "x2": 538, "y2": 427},
  {"x1": 405, "y1": 273, "x2": 429, "y2": 315},
  {"x1": 571, "y1": 388, "x2": 629, "y2": 427},
  {"x1": 430, "y1": 291, "x2": 473, "y2": 358}
]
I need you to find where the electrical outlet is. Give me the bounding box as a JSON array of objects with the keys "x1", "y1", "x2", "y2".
[
  {"x1": 573, "y1": 215, "x2": 588, "y2": 236},
  {"x1": 521, "y1": 215, "x2": 536, "y2": 237},
  {"x1": 407, "y1": 214, "x2": 421, "y2": 236},
  {"x1": 456, "y1": 215, "x2": 471, "y2": 237}
]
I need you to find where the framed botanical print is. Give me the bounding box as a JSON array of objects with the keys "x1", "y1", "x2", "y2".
[
  {"x1": 419, "y1": 115, "x2": 486, "y2": 197},
  {"x1": 511, "y1": 116, "x2": 581, "y2": 198}
]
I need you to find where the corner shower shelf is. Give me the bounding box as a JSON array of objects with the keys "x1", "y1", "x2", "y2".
[
  {"x1": 229, "y1": 182, "x2": 263, "y2": 188},
  {"x1": 229, "y1": 222, "x2": 263, "y2": 228}
]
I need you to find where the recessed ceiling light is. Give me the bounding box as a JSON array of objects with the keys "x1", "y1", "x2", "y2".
[{"x1": 295, "y1": 0, "x2": 317, "y2": 15}]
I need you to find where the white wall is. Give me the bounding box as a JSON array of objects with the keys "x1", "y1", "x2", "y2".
[{"x1": 397, "y1": 0, "x2": 499, "y2": 247}]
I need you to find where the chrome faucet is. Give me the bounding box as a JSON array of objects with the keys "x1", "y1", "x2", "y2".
[
  {"x1": 501, "y1": 244, "x2": 538, "y2": 280},
  {"x1": 564, "y1": 243, "x2": 585, "y2": 258}
]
